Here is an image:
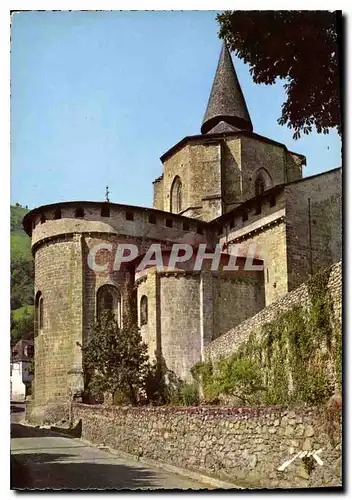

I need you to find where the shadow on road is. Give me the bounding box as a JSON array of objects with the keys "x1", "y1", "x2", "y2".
[
  {"x1": 11, "y1": 420, "x2": 82, "y2": 439},
  {"x1": 11, "y1": 450, "x2": 183, "y2": 490},
  {"x1": 11, "y1": 422, "x2": 201, "y2": 490},
  {"x1": 10, "y1": 405, "x2": 25, "y2": 414}
]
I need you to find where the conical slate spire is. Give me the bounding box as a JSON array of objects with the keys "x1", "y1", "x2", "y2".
[{"x1": 201, "y1": 42, "x2": 253, "y2": 135}]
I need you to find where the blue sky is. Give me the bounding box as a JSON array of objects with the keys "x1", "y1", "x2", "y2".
[{"x1": 11, "y1": 10, "x2": 342, "y2": 210}]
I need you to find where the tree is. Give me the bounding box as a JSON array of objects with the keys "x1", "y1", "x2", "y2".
[
  {"x1": 11, "y1": 258, "x2": 34, "y2": 310},
  {"x1": 217, "y1": 10, "x2": 341, "y2": 139},
  {"x1": 82, "y1": 310, "x2": 149, "y2": 405},
  {"x1": 11, "y1": 306, "x2": 34, "y2": 346}
]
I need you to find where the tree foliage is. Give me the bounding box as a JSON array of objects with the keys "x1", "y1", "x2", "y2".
[
  {"x1": 10, "y1": 204, "x2": 34, "y2": 343},
  {"x1": 217, "y1": 10, "x2": 341, "y2": 139},
  {"x1": 82, "y1": 310, "x2": 149, "y2": 405},
  {"x1": 192, "y1": 357, "x2": 264, "y2": 405},
  {"x1": 11, "y1": 306, "x2": 34, "y2": 347},
  {"x1": 144, "y1": 354, "x2": 199, "y2": 406},
  {"x1": 214, "y1": 356, "x2": 264, "y2": 404},
  {"x1": 11, "y1": 258, "x2": 34, "y2": 310}
]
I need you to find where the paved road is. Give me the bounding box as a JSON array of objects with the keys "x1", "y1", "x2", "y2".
[
  {"x1": 10, "y1": 402, "x2": 26, "y2": 423},
  {"x1": 10, "y1": 405, "x2": 206, "y2": 490}
]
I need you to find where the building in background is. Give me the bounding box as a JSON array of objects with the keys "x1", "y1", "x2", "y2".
[{"x1": 11, "y1": 339, "x2": 34, "y2": 401}]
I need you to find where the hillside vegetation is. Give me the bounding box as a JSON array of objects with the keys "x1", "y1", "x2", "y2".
[{"x1": 11, "y1": 203, "x2": 34, "y2": 345}]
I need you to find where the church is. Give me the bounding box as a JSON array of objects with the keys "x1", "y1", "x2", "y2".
[{"x1": 23, "y1": 42, "x2": 342, "y2": 412}]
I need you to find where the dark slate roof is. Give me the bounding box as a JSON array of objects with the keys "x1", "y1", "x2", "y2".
[
  {"x1": 206, "y1": 120, "x2": 240, "y2": 134},
  {"x1": 201, "y1": 42, "x2": 253, "y2": 135}
]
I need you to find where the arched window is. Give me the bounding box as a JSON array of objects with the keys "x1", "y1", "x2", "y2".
[
  {"x1": 255, "y1": 176, "x2": 265, "y2": 196},
  {"x1": 96, "y1": 284, "x2": 122, "y2": 328},
  {"x1": 140, "y1": 295, "x2": 148, "y2": 326},
  {"x1": 170, "y1": 176, "x2": 182, "y2": 213},
  {"x1": 254, "y1": 168, "x2": 273, "y2": 196},
  {"x1": 35, "y1": 291, "x2": 43, "y2": 335},
  {"x1": 103, "y1": 290, "x2": 113, "y2": 310}
]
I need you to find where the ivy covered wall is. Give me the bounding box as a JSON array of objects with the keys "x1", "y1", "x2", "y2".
[{"x1": 201, "y1": 262, "x2": 341, "y2": 406}]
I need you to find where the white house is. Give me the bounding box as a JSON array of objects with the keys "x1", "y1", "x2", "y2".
[{"x1": 10, "y1": 339, "x2": 34, "y2": 401}]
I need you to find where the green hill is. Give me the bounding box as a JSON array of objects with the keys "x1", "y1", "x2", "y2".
[
  {"x1": 11, "y1": 204, "x2": 34, "y2": 344},
  {"x1": 11, "y1": 204, "x2": 32, "y2": 261}
]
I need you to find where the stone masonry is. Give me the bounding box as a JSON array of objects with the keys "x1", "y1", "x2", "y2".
[
  {"x1": 205, "y1": 261, "x2": 342, "y2": 365},
  {"x1": 71, "y1": 403, "x2": 341, "y2": 489}
]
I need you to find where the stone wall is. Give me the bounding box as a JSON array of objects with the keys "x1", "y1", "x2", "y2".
[
  {"x1": 30, "y1": 202, "x2": 210, "y2": 248},
  {"x1": 240, "y1": 136, "x2": 287, "y2": 200},
  {"x1": 220, "y1": 189, "x2": 288, "y2": 306},
  {"x1": 34, "y1": 235, "x2": 84, "y2": 405},
  {"x1": 135, "y1": 258, "x2": 264, "y2": 381},
  {"x1": 153, "y1": 176, "x2": 164, "y2": 211},
  {"x1": 212, "y1": 276, "x2": 265, "y2": 339},
  {"x1": 72, "y1": 403, "x2": 341, "y2": 488},
  {"x1": 157, "y1": 133, "x2": 304, "y2": 221},
  {"x1": 286, "y1": 150, "x2": 304, "y2": 183},
  {"x1": 205, "y1": 261, "x2": 342, "y2": 362},
  {"x1": 160, "y1": 140, "x2": 224, "y2": 221},
  {"x1": 137, "y1": 270, "x2": 159, "y2": 361},
  {"x1": 160, "y1": 274, "x2": 201, "y2": 381},
  {"x1": 222, "y1": 138, "x2": 242, "y2": 210},
  {"x1": 285, "y1": 168, "x2": 342, "y2": 292}
]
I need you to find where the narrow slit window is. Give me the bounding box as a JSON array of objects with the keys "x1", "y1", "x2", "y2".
[
  {"x1": 149, "y1": 214, "x2": 156, "y2": 224},
  {"x1": 126, "y1": 211, "x2": 134, "y2": 221},
  {"x1": 140, "y1": 295, "x2": 148, "y2": 326},
  {"x1": 101, "y1": 205, "x2": 110, "y2": 217},
  {"x1": 75, "y1": 207, "x2": 84, "y2": 218},
  {"x1": 35, "y1": 291, "x2": 44, "y2": 336},
  {"x1": 53, "y1": 208, "x2": 62, "y2": 220},
  {"x1": 166, "y1": 219, "x2": 173, "y2": 228},
  {"x1": 39, "y1": 297, "x2": 44, "y2": 330}
]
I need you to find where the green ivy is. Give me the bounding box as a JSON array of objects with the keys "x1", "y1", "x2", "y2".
[{"x1": 194, "y1": 266, "x2": 340, "y2": 406}]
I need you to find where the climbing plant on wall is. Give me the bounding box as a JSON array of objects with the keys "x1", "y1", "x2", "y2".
[{"x1": 193, "y1": 266, "x2": 341, "y2": 406}]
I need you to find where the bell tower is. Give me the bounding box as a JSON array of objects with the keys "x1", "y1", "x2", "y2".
[{"x1": 153, "y1": 41, "x2": 304, "y2": 221}]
